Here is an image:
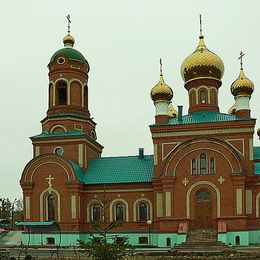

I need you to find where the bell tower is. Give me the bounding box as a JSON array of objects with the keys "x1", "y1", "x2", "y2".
[{"x1": 32, "y1": 15, "x2": 103, "y2": 168}]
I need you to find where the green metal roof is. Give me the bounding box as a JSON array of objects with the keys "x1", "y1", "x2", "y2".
[
  {"x1": 72, "y1": 155, "x2": 154, "y2": 184},
  {"x1": 152, "y1": 111, "x2": 251, "y2": 126},
  {"x1": 17, "y1": 221, "x2": 55, "y2": 226},
  {"x1": 31, "y1": 130, "x2": 86, "y2": 139},
  {"x1": 255, "y1": 162, "x2": 260, "y2": 174},
  {"x1": 254, "y1": 146, "x2": 260, "y2": 160},
  {"x1": 50, "y1": 47, "x2": 86, "y2": 63}
]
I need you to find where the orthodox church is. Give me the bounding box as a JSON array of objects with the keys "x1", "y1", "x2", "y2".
[{"x1": 19, "y1": 18, "x2": 260, "y2": 247}]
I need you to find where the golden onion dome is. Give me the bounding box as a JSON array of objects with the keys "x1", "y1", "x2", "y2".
[
  {"x1": 181, "y1": 35, "x2": 224, "y2": 83},
  {"x1": 168, "y1": 103, "x2": 178, "y2": 118},
  {"x1": 231, "y1": 68, "x2": 254, "y2": 97},
  {"x1": 228, "y1": 103, "x2": 237, "y2": 115},
  {"x1": 151, "y1": 74, "x2": 173, "y2": 102},
  {"x1": 63, "y1": 34, "x2": 75, "y2": 47}
]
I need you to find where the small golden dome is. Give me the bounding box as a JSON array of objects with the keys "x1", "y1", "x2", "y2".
[
  {"x1": 228, "y1": 103, "x2": 237, "y2": 114},
  {"x1": 231, "y1": 68, "x2": 254, "y2": 97},
  {"x1": 63, "y1": 34, "x2": 75, "y2": 47},
  {"x1": 168, "y1": 103, "x2": 178, "y2": 118},
  {"x1": 181, "y1": 35, "x2": 224, "y2": 83},
  {"x1": 151, "y1": 74, "x2": 173, "y2": 102}
]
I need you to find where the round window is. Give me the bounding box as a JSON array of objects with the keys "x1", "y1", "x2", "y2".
[
  {"x1": 54, "y1": 147, "x2": 63, "y2": 155},
  {"x1": 57, "y1": 57, "x2": 65, "y2": 64}
]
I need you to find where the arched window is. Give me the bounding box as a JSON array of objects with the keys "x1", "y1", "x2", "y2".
[
  {"x1": 166, "y1": 237, "x2": 171, "y2": 247},
  {"x1": 84, "y1": 85, "x2": 88, "y2": 108},
  {"x1": 57, "y1": 81, "x2": 67, "y2": 105},
  {"x1": 92, "y1": 204, "x2": 102, "y2": 221},
  {"x1": 191, "y1": 159, "x2": 196, "y2": 175},
  {"x1": 115, "y1": 203, "x2": 124, "y2": 221},
  {"x1": 200, "y1": 90, "x2": 206, "y2": 104},
  {"x1": 210, "y1": 158, "x2": 215, "y2": 174},
  {"x1": 200, "y1": 154, "x2": 207, "y2": 174},
  {"x1": 47, "y1": 194, "x2": 55, "y2": 221},
  {"x1": 139, "y1": 202, "x2": 148, "y2": 221}
]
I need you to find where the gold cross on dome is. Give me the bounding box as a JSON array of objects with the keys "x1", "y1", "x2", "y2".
[
  {"x1": 238, "y1": 51, "x2": 245, "y2": 70},
  {"x1": 66, "y1": 14, "x2": 71, "y2": 34},
  {"x1": 160, "y1": 58, "x2": 163, "y2": 76},
  {"x1": 199, "y1": 14, "x2": 203, "y2": 35},
  {"x1": 217, "y1": 176, "x2": 225, "y2": 185},
  {"x1": 182, "y1": 178, "x2": 189, "y2": 186}
]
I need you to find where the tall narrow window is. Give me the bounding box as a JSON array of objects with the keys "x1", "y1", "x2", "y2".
[
  {"x1": 210, "y1": 158, "x2": 215, "y2": 174},
  {"x1": 191, "y1": 159, "x2": 196, "y2": 175},
  {"x1": 47, "y1": 195, "x2": 55, "y2": 221},
  {"x1": 200, "y1": 90, "x2": 206, "y2": 104},
  {"x1": 93, "y1": 204, "x2": 101, "y2": 221},
  {"x1": 57, "y1": 81, "x2": 67, "y2": 105},
  {"x1": 200, "y1": 154, "x2": 207, "y2": 174},
  {"x1": 115, "y1": 203, "x2": 124, "y2": 221},
  {"x1": 139, "y1": 202, "x2": 148, "y2": 221}
]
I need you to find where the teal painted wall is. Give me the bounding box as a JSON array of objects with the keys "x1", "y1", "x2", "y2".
[
  {"x1": 249, "y1": 231, "x2": 260, "y2": 244},
  {"x1": 218, "y1": 233, "x2": 227, "y2": 244},
  {"x1": 226, "y1": 232, "x2": 249, "y2": 246}
]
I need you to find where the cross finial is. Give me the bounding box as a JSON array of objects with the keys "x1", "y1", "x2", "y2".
[
  {"x1": 238, "y1": 51, "x2": 245, "y2": 70},
  {"x1": 66, "y1": 14, "x2": 71, "y2": 35},
  {"x1": 199, "y1": 14, "x2": 203, "y2": 36},
  {"x1": 160, "y1": 58, "x2": 163, "y2": 76}
]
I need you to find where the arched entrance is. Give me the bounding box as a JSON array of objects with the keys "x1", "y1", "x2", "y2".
[{"x1": 194, "y1": 189, "x2": 212, "y2": 229}]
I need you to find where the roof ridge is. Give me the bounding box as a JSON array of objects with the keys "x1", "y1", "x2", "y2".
[{"x1": 92, "y1": 154, "x2": 154, "y2": 160}]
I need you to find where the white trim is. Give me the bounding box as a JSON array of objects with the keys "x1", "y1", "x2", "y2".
[
  {"x1": 40, "y1": 188, "x2": 61, "y2": 222},
  {"x1": 109, "y1": 198, "x2": 129, "y2": 222},
  {"x1": 162, "y1": 142, "x2": 181, "y2": 160},
  {"x1": 225, "y1": 138, "x2": 245, "y2": 156},
  {"x1": 25, "y1": 196, "x2": 30, "y2": 219},
  {"x1": 71, "y1": 195, "x2": 77, "y2": 219},
  {"x1": 50, "y1": 124, "x2": 67, "y2": 133},
  {"x1": 256, "y1": 192, "x2": 260, "y2": 217},
  {"x1": 133, "y1": 198, "x2": 153, "y2": 222},
  {"x1": 152, "y1": 127, "x2": 254, "y2": 138}
]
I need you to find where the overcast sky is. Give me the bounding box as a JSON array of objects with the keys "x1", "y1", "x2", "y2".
[{"x1": 1, "y1": 0, "x2": 260, "y2": 201}]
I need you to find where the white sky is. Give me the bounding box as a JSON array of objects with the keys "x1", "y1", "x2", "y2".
[{"x1": 1, "y1": 0, "x2": 260, "y2": 201}]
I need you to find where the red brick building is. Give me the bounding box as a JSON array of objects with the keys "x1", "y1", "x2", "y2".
[{"x1": 19, "y1": 25, "x2": 260, "y2": 247}]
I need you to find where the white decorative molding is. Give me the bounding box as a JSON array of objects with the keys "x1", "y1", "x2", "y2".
[
  {"x1": 255, "y1": 192, "x2": 260, "y2": 217},
  {"x1": 133, "y1": 198, "x2": 153, "y2": 222},
  {"x1": 40, "y1": 187, "x2": 61, "y2": 222},
  {"x1": 71, "y1": 195, "x2": 77, "y2": 219},
  {"x1": 50, "y1": 124, "x2": 67, "y2": 133},
  {"x1": 236, "y1": 189, "x2": 243, "y2": 215},
  {"x1": 25, "y1": 196, "x2": 30, "y2": 219},
  {"x1": 217, "y1": 176, "x2": 225, "y2": 184},
  {"x1": 152, "y1": 128, "x2": 254, "y2": 138},
  {"x1": 165, "y1": 192, "x2": 171, "y2": 217},
  {"x1": 246, "y1": 190, "x2": 252, "y2": 215},
  {"x1": 225, "y1": 138, "x2": 245, "y2": 156},
  {"x1": 156, "y1": 193, "x2": 163, "y2": 217},
  {"x1": 182, "y1": 178, "x2": 189, "y2": 186},
  {"x1": 154, "y1": 144, "x2": 158, "y2": 166},
  {"x1": 109, "y1": 198, "x2": 129, "y2": 222},
  {"x1": 162, "y1": 142, "x2": 181, "y2": 160}
]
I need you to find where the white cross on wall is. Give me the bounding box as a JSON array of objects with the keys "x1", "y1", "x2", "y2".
[
  {"x1": 182, "y1": 178, "x2": 189, "y2": 186},
  {"x1": 217, "y1": 176, "x2": 225, "y2": 184},
  {"x1": 46, "y1": 175, "x2": 54, "y2": 194}
]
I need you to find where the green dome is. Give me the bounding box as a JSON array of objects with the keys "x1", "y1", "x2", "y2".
[{"x1": 50, "y1": 47, "x2": 87, "y2": 63}]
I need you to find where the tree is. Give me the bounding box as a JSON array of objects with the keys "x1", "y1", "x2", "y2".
[{"x1": 77, "y1": 190, "x2": 131, "y2": 260}]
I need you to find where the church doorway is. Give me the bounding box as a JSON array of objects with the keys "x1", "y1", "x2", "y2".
[{"x1": 194, "y1": 189, "x2": 212, "y2": 229}]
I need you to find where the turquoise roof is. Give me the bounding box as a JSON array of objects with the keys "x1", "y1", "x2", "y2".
[
  {"x1": 254, "y1": 146, "x2": 260, "y2": 160},
  {"x1": 50, "y1": 47, "x2": 86, "y2": 63},
  {"x1": 31, "y1": 130, "x2": 86, "y2": 139},
  {"x1": 70, "y1": 155, "x2": 154, "y2": 184},
  {"x1": 152, "y1": 111, "x2": 251, "y2": 126},
  {"x1": 17, "y1": 221, "x2": 55, "y2": 226},
  {"x1": 255, "y1": 162, "x2": 260, "y2": 174}
]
